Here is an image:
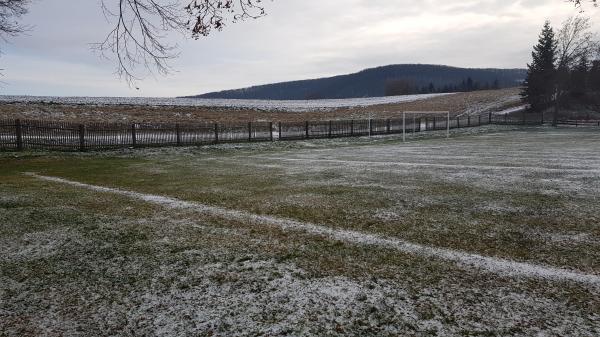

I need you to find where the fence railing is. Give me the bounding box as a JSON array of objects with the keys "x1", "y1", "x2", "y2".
[{"x1": 0, "y1": 111, "x2": 593, "y2": 152}]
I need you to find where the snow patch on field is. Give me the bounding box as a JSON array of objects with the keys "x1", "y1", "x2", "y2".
[
  {"x1": 458, "y1": 94, "x2": 522, "y2": 116},
  {"x1": 119, "y1": 259, "x2": 599, "y2": 336},
  {"x1": 126, "y1": 260, "x2": 412, "y2": 335},
  {"x1": 9, "y1": 254, "x2": 599, "y2": 336},
  {"x1": 29, "y1": 173, "x2": 600, "y2": 288},
  {"x1": 492, "y1": 105, "x2": 528, "y2": 115},
  {"x1": 252, "y1": 157, "x2": 600, "y2": 174},
  {"x1": 0, "y1": 93, "x2": 453, "y2": 112},
  {"x1": 537, "y1": 231, "x2": 600, "y2": 245},
  {"x1": 0, "y1": 229, "x2": 76, "y2": 262}
]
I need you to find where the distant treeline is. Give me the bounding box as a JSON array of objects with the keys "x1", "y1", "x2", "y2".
[
  {"x1": 561, "y1": 60, "x2": 600, "y2": 100},
  {"x1": 384, "y1": 77, "x2": 502, "y2": 96},
  {"x1": 191, "y1": 64, "x2": 526, "y2": 100}
]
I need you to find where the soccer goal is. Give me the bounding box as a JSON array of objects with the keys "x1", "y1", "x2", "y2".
[{"x1": 402, "y1": 111, "x2": 450, "y2": 142}]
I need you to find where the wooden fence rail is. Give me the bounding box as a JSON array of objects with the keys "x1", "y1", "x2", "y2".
[{"x1": 0, "y1": 112, "x2": 592, "y2": 152}]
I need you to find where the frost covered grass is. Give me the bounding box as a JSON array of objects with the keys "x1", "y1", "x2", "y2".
[
  {"x1": 25, "y1": 173, "x2": 600, "y2": 287},
  {"x1": 1, "y1": 126, "x2": 600, "y2": 336}
]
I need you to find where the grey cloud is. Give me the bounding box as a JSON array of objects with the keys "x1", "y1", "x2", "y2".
[{"x1": 0, "y1": 0, "x2": 597, "y2": 96}]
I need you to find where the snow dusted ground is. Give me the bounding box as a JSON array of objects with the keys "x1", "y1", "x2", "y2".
[
  {"x1": 0, "y1": 93, "x2": 452, "y2": 112},
  {"x1": 493, "y1": 105, "x2": 528, "y2": 115},
  {"x1": 2, "y1": 126, "x2": 600, "y2": 336},
  {"x1": 458, "y1": 92, "x2": 522, "y2": 116}
]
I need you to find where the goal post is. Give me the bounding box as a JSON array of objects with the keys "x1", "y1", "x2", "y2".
[{"x1": 402, "y1": 111, "x2": 450, "y2": 142}]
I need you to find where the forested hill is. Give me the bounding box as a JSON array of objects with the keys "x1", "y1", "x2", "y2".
[{"x1": 189, "y1": 64, "x2": 526, "y2": 100}]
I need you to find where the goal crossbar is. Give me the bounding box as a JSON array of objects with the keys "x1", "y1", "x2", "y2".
[{"x1": 402, "y1": 111, "x2": 450, "y2": 142}]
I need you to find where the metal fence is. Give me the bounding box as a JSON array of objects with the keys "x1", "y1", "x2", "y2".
[{"x1": 1, "y1": 111, "x2": 593, "y2": 152}]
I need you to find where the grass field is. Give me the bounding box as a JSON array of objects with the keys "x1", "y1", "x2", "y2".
[{"x1": 1, "y1": 126, "x2": 600, "y2": 336}]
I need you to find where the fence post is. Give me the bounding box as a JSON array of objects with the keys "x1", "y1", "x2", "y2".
[
  {"x1": 79, "y1": 124, "x2": 86, "y2": 152},
  {"x1": 15, "y1": 119, "x2": 23, "y2": 151},
  {"x1": 369, "y1": 119, "x2": 373, "y2": 136},
  {"x1": 457, "y1": 117, "x2": 460, "y2": 128},
  {"x1": 328, "y1": 120, "x2": 332, "y2": 138},
  {"x1": 467, "y1": 116, "x2": 471, "y2": 127},
  {"x1": 248, "y1": 122, "x2": 252, "y2": 142},
  {"x1": 413, "y1": 116, "x2": 416, "y2": 133},
  {"x1": 176, "y1": 124, "x2": 181, "y2": 146},
  {"x1": 386, "y1": 119, "x2": 391, "y2": 133},
  {"x1": 541, "y1": 112, "x2": 544, "y2": 124},
  {"x1": 305, "y1": 121, "x2": 309, "y2": 139},
  {"x1": 489, "y1": 111, "x2": 492, "y2": 124},
  {"x1": 214, "y1": 123, "x2": 219, "y2": 144},
  {"x1": 402, "y1": 113, "x2": 406, "y2": 142},
  {"x1": 478, "y1": 115, "x2": 481, "y2": 126},
  {"x1": 270, "y1": 122, "x2": 274, "y2": 141},
  {"x1": 425, "y1": 117, "x2": 429, "y2": 131},
  {"x1": 350, "y1": 120, "x2": 354, "y2": 136},
  {"x1": 131, "y1": 123, "x2": 137, "y2": 147},
  {"x1": 433, "y1": 117, "x2": 437, "y2": 130},
  {"x1": 278, "y1": 122, "x2": 282, "y2": 141}
]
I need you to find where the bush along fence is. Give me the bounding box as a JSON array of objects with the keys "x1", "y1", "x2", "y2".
[{"x1": 0, "y1": 111, "x2": 596, "y2": 151}]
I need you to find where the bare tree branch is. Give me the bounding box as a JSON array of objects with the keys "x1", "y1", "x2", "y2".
[
  {"x1": 0, "y1": 0, "x2": 30, "y2": 47},
  {"x1": 570, "y1": 0, "x2": 598, "y2": 12},
  {"x1": 570, "y1": 0, "x2": 598, "y2": 7},
  {"x1": 95, "y1": 0, "x2": 268, "y2": 86},
  {"x1": 0, "y1": 0, "x2": 29, "y2": 79},
  {"x1": 185, "y1": 0, "x2": 265, "y2": 38},
  {"x1": 556, "y1": 16, "x2": 598, "y2": 69},
  {"x1": 93, "y1": 0, "x2": 187, "y2": 86}
]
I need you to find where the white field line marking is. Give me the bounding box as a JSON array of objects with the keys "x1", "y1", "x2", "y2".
[
  {"x1": 30, "y1": 173, "x2": 600, "y2": 287},
  {"x1": 251, "y1": 157, "x2": 600, "y2": 173}
]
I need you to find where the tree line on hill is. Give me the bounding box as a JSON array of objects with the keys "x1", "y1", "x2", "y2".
[
  {"x1": 194, "y1": 65, "x2": 525, "y2": 100},
  {"x1": 384, "y1": 77, "x2": 501, "y2": 96},
  {"x1": 522, "y1": 16, "x2": 600, "y2": 123}
]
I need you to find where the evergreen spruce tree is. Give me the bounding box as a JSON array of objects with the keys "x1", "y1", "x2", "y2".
[
  {"x1": 521, "y1": 21, "x2": 557, "y2": 113},
  {"x1": 428, "y1": 82, "x2": 435, "y2": 93},
  {"x1": 466, "y1": 77, "x2": 474, "y2": 91}
]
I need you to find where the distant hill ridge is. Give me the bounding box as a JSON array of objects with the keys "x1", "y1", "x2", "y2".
[{"x1": 188, "y1": 64, "x2": 526, "y2": 100}]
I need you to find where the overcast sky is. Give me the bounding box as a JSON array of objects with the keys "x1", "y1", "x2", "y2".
[{"x1": 0, "y1": 0, "x2": 597, "y2": 97}]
